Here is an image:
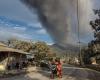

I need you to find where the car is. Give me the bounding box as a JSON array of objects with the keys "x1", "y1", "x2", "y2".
[{"x1": 40, "y1": 60, "x2": 50, "y2": 70}]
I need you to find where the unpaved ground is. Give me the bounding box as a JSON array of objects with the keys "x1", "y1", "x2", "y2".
[{"x1": 1, "y1": 66, "x2": 100, "y2": 80}]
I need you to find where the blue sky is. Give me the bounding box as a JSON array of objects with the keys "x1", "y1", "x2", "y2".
[
  {"x1": 0, "y1": 0, "x2": 53, "y2": 44},
  {"x1": 0, "y1": 0, "x2": 100, "y2": 45}
]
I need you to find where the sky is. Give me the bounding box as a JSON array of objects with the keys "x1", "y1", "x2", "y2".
[
  {"x1": 0, "y1": 0, "x2": 53, "y2": 44},
  {"x1": 0, "y1": 0, "x2": 99, "y2": 45}
]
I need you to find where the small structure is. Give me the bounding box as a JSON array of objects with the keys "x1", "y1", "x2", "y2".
[
  {"x1": 90, "y1": 57, "x2": 97, "y2": 65},
  {"x1": 0, "y1": 42, "x2": 30, "y2": 71}
]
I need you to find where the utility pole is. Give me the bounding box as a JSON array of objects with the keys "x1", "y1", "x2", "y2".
[{"x1": 76, "y1": 0, "x2": 83, "y2": 66}]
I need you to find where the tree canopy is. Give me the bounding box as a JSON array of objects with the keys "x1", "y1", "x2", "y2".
[{"x1": 7, "y1": 39, "x2": 52, "y2": 61}]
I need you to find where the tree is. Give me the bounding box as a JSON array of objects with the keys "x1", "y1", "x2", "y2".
[
  {"x1": 7, "y1": 39, "x2": 52, "y2": 61},
  {"x1": 34, "y1": 41, "x2": 50, "y2": 61},
  {"x1": 89, "y1": 9, "x2": 100, "y2": 53},
  {"x1": 7, "y1": 38, "x2": 35, "y2": 52},
  {"x1": 83, "y1": 9, "x2": 100, "y2": 64}
]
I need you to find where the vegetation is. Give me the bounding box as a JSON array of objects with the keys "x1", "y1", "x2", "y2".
[
  {"x1": 7, "y1": 39, "x2": 56, "y2": 61},
  {"x1": 8, "y1": 38, "x2": 34, "y2": 52},
  {"x1": 82, "y1": 9, "x2": 100, "y2": 64},
  {"x1": 33, "y1": 41, "x2": 50, "y2": 60}
]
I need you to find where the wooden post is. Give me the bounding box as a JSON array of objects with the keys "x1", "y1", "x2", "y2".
[
  {"x1": 6, "y1": 52, "x2": 10, "y2": 73},
  {"x1": 19, "y1": 54, "x2": 22, "y2": 69}
]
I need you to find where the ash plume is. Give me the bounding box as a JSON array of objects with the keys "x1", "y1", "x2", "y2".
[{"x1": 20, "y1": 0, "x2": 93, "y2": 47}]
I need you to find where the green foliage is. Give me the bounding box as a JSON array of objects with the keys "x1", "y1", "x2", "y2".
[
  {"x1": 8, "y1": 39, "x2": 35, "y2": 52},
  {"x1": 7, "y1": 39, "x2": 58, "y2": 62},
  {"x1": 82, "y1": 9, "x2": 100, "y2": 65},
  {"x1": 34, "y1": 41, "x2": 50, "y2": 60}
]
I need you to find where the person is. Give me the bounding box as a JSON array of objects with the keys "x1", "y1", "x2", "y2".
[
  {"x1": 55, "y1": 58, "x2": 62, "y2": 78},
  {"x1": 15, "y1": 62, "x2": 20, "y2": 69},
  {"x1": 49, "y1": 59, "x2": 57, "y2": 79}
]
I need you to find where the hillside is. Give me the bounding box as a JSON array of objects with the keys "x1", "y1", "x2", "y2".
[{"x1": 49, "y1": 44, "x2": 79, "y2": 57}]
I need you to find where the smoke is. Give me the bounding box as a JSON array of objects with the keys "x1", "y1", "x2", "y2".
[
  {"x1": 78, "y1": 0, "x2": 93, "y2": 36},
  {"x1": 20, "y1": 0, "x2": 94, "y2": 47},
  {"x1": 67, "y1": 0, "x2": 94, "y2": 45}
]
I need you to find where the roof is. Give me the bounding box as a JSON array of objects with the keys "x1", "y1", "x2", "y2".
[
  {"x1": 0, "y1": 42, "x2": 7, "y2": 47},
  {"x1": 0, "y1": 42, "x2": 30, "y2": 55}
]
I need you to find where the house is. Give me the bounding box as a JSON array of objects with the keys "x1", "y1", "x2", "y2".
[{"x1": 0, "y1": 42, "x2": 30, "y2": 71}]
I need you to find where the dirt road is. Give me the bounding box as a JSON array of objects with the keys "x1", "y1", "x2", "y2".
[{"x1": 1, "y1": 66, "x2": 100, "y2": 80}]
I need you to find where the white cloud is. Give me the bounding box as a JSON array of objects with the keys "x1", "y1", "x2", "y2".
[
  {"x1": 36, "y1": 29, "x2": 47, "y2": 35},
  {"x1": 47, "y1": 42, "x2": 54, "y2": 45},
  {"x1": 0, "y1": 26, "x2": 32, "y2": 41},
  {"x1": 28, "y1": 23, "x2": 43, "y2": 28},
  {"x1": 0, "y1": 30, "x2": 32, "y2": 41},
  {"x1": 13, "y1": 27, "x2": 26, "y2": 31}
]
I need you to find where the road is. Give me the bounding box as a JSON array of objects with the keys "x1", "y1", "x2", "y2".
[{"x1": 1, "y1": 65, "x2": 100, "y2": 80}]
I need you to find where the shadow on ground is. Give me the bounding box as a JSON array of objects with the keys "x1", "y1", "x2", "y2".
[
  {"x1": 0, "y1": 72, "x2": 40, "y2": 80},
  {"x1": 37, "y1": 67, "x2": 100, "y2": 80},
  {"x1": 62, "y1": 67, "x2": 100, "y2": 80},
  {"x1": 1, "y1": 67, "x2": 100, "y2": 80}
]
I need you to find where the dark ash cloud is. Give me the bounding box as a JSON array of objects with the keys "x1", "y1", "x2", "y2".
[{"x1": 20, "y1": 0, "x2": 96, "y2": 47}]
